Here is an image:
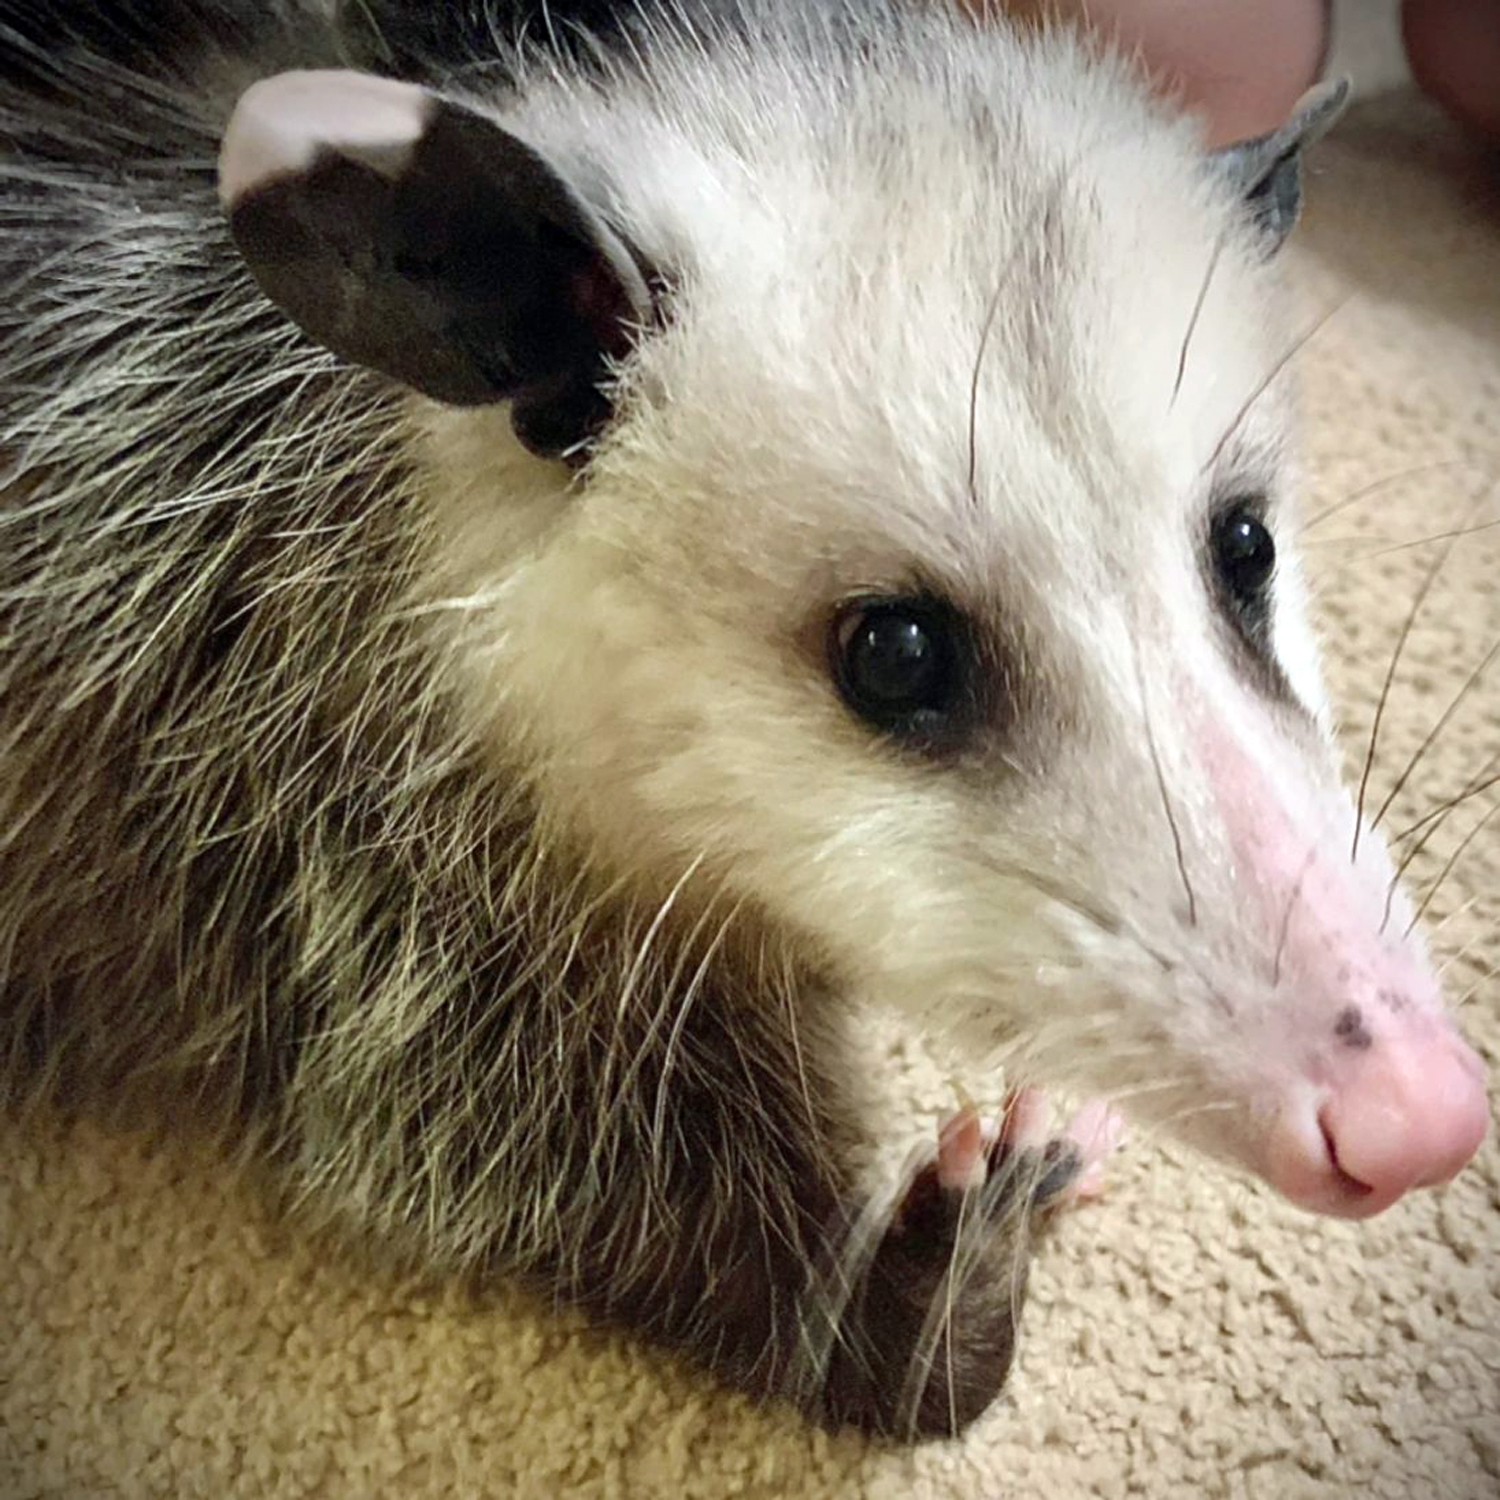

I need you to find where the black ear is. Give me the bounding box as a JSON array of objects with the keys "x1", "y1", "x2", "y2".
[
  {"x1": 218, "y1": 70, "x2": 651, "y2": 460},
  {"x1": 1210, "y1": 79, "x2": 1351, "y2": 255}
]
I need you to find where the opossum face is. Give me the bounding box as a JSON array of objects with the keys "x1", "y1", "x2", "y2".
[{"x1": 222, "y1": 40, "x2": 1487, "y2": 1218}]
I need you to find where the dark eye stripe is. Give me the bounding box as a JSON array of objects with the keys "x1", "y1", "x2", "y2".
[
  {"x1": 1210, "y1": 501, "x2": 1276, "y2": 643},
  {"x1": 1204, "y1": 494, "x2": 1298, "y2": 709}
]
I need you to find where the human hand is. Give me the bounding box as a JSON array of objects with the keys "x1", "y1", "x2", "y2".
[{"x1": 966, "y1": 0, "x2": 1499, "y2": 147}]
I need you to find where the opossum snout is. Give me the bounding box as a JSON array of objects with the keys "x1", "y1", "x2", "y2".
[
  {"x1": 1260, "y1": 1017, "x2": 1489, "y2": 1217},
  {"x1": 1192, "y1": 711, "x2": 1489, "y2": 1214}
]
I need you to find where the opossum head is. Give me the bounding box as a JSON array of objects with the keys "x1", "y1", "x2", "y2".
[{"x1": 219, "y1": 12, "x2": 1487, "y2": 1218}]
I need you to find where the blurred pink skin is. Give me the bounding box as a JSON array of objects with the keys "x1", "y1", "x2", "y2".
[
  {"x1": 1404, "y1": 0, "x2": 1500, "y2": 144},
  {"x1": 981, "y1": 0, "x2": 1500, "y2": 147},
  {"x1": 1068, "y1": 0, "x2": 1328, "y2": 146},
  {"x1": 1196, "y1": 715, "x2": 1490, "y2": 1218}
]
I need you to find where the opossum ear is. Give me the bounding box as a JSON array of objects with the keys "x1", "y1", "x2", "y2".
[
  {"x1": 1210, "y1": 79, "x2": 1350, "y2": 255},
  {"x1": 218, "y1": 70, "x2": 651, "y2": 460}
]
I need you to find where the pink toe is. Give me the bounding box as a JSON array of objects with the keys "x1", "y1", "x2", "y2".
[
  {"x1": 1063, "y1": 1101, "x2": 1126, "y2": 1165},
  {"x1": 1000, "y1": 1087, "x2": 1051, "y2": 1149},
  {"x1": 1070, "y1": 1163, "x2": 1110, "y2": 1201},
  {"x1": 937, "y1": 1108, "x2": 987, "y2": 1192}
]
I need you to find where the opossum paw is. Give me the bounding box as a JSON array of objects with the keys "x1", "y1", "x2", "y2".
[
  {"x1": 928, "y1": 1089, "x2": 1125, "y2": 1211},
  {"x1": 823, "y1": 1095, "x2": 1121, "y2": 1440},
  {"x1": 995, "y1": 1088, "x2": 1125, "y2": 1203}
]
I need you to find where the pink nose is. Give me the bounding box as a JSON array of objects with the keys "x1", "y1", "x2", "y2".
[{"x1": 1265, "y1": 1029, "x2": 1490, "y2": 1218}]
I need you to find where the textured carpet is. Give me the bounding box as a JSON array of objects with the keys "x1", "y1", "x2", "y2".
[{"x1": 3, "y1": 42, "x2": 1500, "y2": 1500}]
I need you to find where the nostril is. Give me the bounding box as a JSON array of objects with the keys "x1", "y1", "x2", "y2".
[
  {"x1": 1318, "y1": 1107, "x2": 1375, "y2": 1198},
  {"x1": 1315, "y1": 1030, "x2": 1490, "y2": 1202}
]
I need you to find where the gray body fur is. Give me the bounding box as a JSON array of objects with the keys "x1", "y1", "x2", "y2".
[{"x1": 2, "y1": 0, "x2": 1034, "y2": 1433}]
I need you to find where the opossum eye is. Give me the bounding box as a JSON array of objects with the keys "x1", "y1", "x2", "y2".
[
  {"x1": 1211, "y1": 503, "x2": 1276, "y2": 618},
  {"x1": 832, "y1": 599, "x2": 962, "y2": 739}
]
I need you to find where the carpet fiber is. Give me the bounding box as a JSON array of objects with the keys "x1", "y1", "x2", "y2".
[{"x1": 3, "y1": 73, "x2": 1499, "y2": 1500}]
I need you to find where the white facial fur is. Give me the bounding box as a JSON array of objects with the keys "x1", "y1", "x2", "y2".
[{"x1": 407, "y1": 9, "x2": 1475, "y2": 1191}]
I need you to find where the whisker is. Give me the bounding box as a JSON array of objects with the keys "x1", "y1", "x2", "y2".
[
  {"x1": 1142, "y1": 1096, "x2": 1240, "y2": 1135},
  {"x1": 941, "y1": 1181, "x2": 970, "y2": 1437},
  {"x1": 974, "y1": 856, "x2": 1175, "y2": 979},
  {"x1": 1203, "y1": 295, "x2": 1349, "y2": 476},
  {"x1": 966, "y1": 177, "x2": 1065, "y2": 508},
  {"x1": 1382, "y1": 797, "x2": 1448, "y2": 936},
  {"x1": 1302, "y1": 515, "x2": 1500, "y2": 565},
  {"x1": 1350, "y1": 520, "x2": 1469, "y2": 863},
  {"x1": 1437, "y1": 923, "x2": 1490, "y2": 984},
  {"x1": 1404, "y1": 800, "x2": 1500, "y2": 940},
  {"x1": 1391, "y1": 755, "x2": 1500, "y2": 842},
  {"x1": 1299, "y1": 458, "x2": 1490, "y2": 534},
  {"x1": 1132, "y1": 638, "x2": 1197, "y2": 926},
  {"x1": 1369, "y1": 633, "x2": 1500, "y2": 836},
  {"x1": 1171, "y1": 228, "x2": 1226, "y2": 409},
  {"x1": 1272, "y1": 832, "x2": 1323, "y2": 987},
  {"x1": 1454, "y1": 957, "x2": 1500, "y2": 1010},
  {"x1": 966, "y1": 270, "x2": 1009, "y2": 508},
  {"x1": 1426, "y1": 891, "x2": 1479, "y2": 948},
  {"x1": 1095, "y1": 1074, "x2": 1210, "y2": 1109},
  {"x1": 1364, "y1": 514, "x2": 1500, "y2": 558},
  {"x1": 1121, "y1": 1096, "x2": 1242, "y2": 1163}
]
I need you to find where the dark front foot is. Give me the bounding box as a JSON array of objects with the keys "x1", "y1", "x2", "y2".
[{"x1": 819, "y1": 1092, "x2": 1121, "y2": 1441}]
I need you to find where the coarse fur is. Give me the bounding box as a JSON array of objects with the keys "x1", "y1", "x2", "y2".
[{"x1": 0, "y1": 0, "x2": 1478, "y2": 1440}]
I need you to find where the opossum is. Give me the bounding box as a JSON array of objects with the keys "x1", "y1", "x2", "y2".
[{"x1": 0, "y1": 0, "x2": 1490, "y2": 1441}]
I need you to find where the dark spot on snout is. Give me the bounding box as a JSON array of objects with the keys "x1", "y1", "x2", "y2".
[
  {"x1": 1334, "y1": 1005, "x2": 1374, "y2": 1050},
  {"x1": 1378, "y1": 987, "x2": 1408, "y2": 1015}
]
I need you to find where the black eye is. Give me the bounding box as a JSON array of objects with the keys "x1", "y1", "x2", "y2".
[
  {"x1": 1211, "y1": 503, "x2": 1276, "y2": 613},
  {"x1": 832, "y1": 598, "x2": 961, "y2": 737}
]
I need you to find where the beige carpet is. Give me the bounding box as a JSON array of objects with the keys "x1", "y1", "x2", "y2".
[{"x1": 3, "y1": 81, "x2": 1499, "y2": 1500}]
